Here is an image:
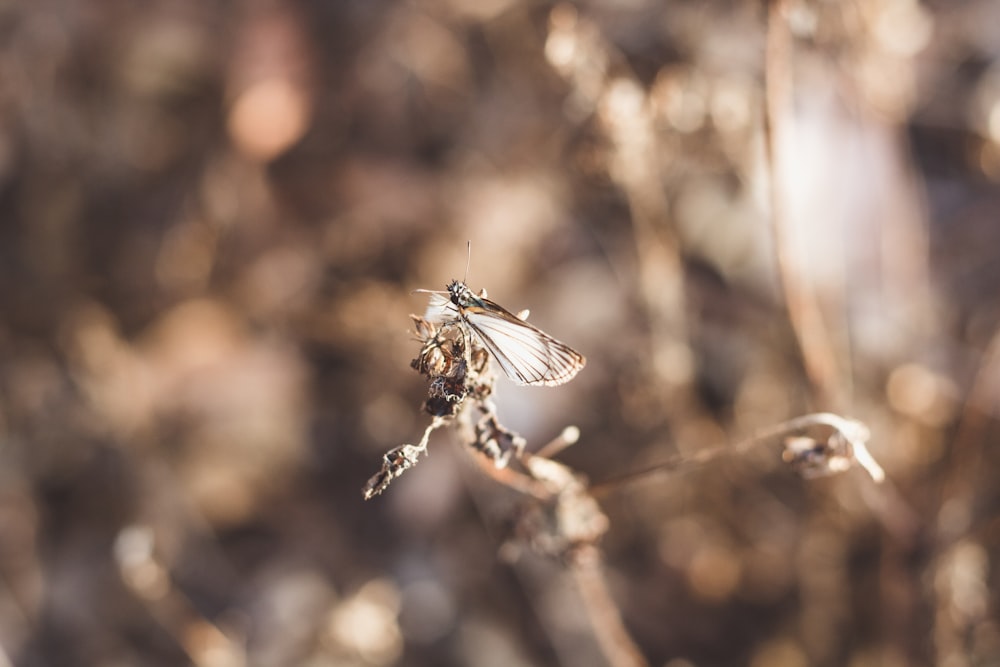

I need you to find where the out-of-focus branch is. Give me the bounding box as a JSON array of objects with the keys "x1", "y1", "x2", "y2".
[
  {"x1": 590, "y1": 412, "x2": 884, "y2": 496},
  {"x1": 547, "y1": 5, "x2": 693, "y2": 397},
  {"x1": 570, "y1": 547, "x2": 649, "y2": 667},
  {"x1": 939, "y1": 325, "x2": 1000, "y2": 539},
  {"x1": 764, "y1": 0, "x2": 844, "y2": 410}
]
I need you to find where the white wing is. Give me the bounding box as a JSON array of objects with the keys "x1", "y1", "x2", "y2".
[
  {"x1": 464, "y1": 308, "x2": 585, "y2": 387},
  {"x1": 423, "y1": 292, "x2": 458, "y2": 323}
]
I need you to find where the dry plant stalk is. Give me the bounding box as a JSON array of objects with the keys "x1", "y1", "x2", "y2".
[
  {"x1": 764, "y1": 0, "x2": 845, "y2": 410},
  {"x1": 363, "y1": 313, "x2": 525, "y2": 500},
  {"x1": 547, "y1": 2, "x2": 691, "y2": 399},
  {"x1": 591, "y1": 412, "x2": 884, "y2": 498},
  {"x1": 365, "y1": 289, "x2": 887, "y2": 667},
  {"x1": 363, "y1": 301, "x2": 648, "y2": 665}
]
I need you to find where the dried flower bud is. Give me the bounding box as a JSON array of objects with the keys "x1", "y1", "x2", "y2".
[{"x1": 363, "y1": 444, "x2": 425, "y2": 500}]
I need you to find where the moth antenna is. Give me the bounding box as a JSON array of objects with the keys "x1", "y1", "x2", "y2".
[{"x1": 464, "y1": 240, "x2": 472, "y2": 284}]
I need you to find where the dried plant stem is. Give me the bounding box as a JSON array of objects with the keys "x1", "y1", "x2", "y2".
[
  {"x1": 461, "y1": 442, "x2": 639, "y2": 667},
  {"x1": 534, "y1": 425, "x2": 582, "y2": 460},
  {"x1": 467, "y1": 426, "x2": 585, "y2": 498},
  {"x1": 569, "y1": 547, "x2": 649, "y2": 667},
  {"x1": 590, "y1": 412, "x2": 883, "y2": 496},
  {"x1": 607, "y1": 83, "x2": 692, "y2": 398},
  {"x1": 461, "y1": 425, "x2": 639, "y2": 667},
  {"x1": 938, "y1": 325, "x2": 1000, "y2": 539},
  {"x1": 362, "y1": 417, "x2": 448, "y2": 499},
  {"x1": 764, "y1": 0, "x2": 843, "y2": 410},
  {"x1": 468, "y1": 452, "x2": 553, "y2": 500}
]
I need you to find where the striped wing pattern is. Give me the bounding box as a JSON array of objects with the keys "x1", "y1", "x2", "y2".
[
  {"x1": 461, "y1": 300, "x2": 585, "y2": 387},
  {"x1": 420, "y1": 283, "x2": 586, "y2": 387}
]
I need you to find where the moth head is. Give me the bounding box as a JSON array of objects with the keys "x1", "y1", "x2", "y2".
[{"x1": 447, "y1": 280, "x2": 472, "y2": 306}]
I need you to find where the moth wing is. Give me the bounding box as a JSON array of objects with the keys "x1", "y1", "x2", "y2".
[
  {"x1": 423, "y1": 292, "x2": 459, "y2": 323},
  {"x1": 464, "y1": 303, "x2": 585, "y2": 387}
]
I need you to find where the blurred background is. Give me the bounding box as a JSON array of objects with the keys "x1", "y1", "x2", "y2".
[{"x1": 1, "y1": 0, "x2": 999, "y2": 665}]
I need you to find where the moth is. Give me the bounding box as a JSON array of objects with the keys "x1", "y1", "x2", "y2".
[{"x1": 419, "y1": 279, "x2": 586, "y2": 387}]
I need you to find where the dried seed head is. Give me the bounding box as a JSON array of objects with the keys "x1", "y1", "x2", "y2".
[
  {"x1": 779, "y1": 415, "x2": 883, "y2": 483},
  {"x1": 364, "y1": 314, "x2": 507, "y2": 499},
  {"x1": 363, "y1": 444, "x2": 425, "y2": 500},
  {"x1": 782, "y1": 435, "x2": 852, "y2": 478},
  {"x1": 472, "y1": 410, "x2": 526, "y2": 469},
  {"x1": 410, "y1": 317, "x2": 495, "y2": 418}
]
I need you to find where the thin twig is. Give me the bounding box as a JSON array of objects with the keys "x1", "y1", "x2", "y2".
[
  {"x1": 764, "y1": 0, "x2": 844, "y2": 410},
  {"x1": 569, "y1": 547, "x2": 649, "y2": 667},
  {"x1": 937, "y1": 325, "x2": 1000, "y2": 540},
  {"x1": 590, "y1": 412, "x2": 883, "y2": 496}
]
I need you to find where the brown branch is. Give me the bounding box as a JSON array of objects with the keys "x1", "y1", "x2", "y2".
[
  {"x1": 569, "y1": 547, "x2": 649, "y2": 667},
  {"x1": 763, "y1": 0, "x2": 844, "y2": 410},
  {"x1": 590, "y1": 412, "x2": 884, "y2": 496}
]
